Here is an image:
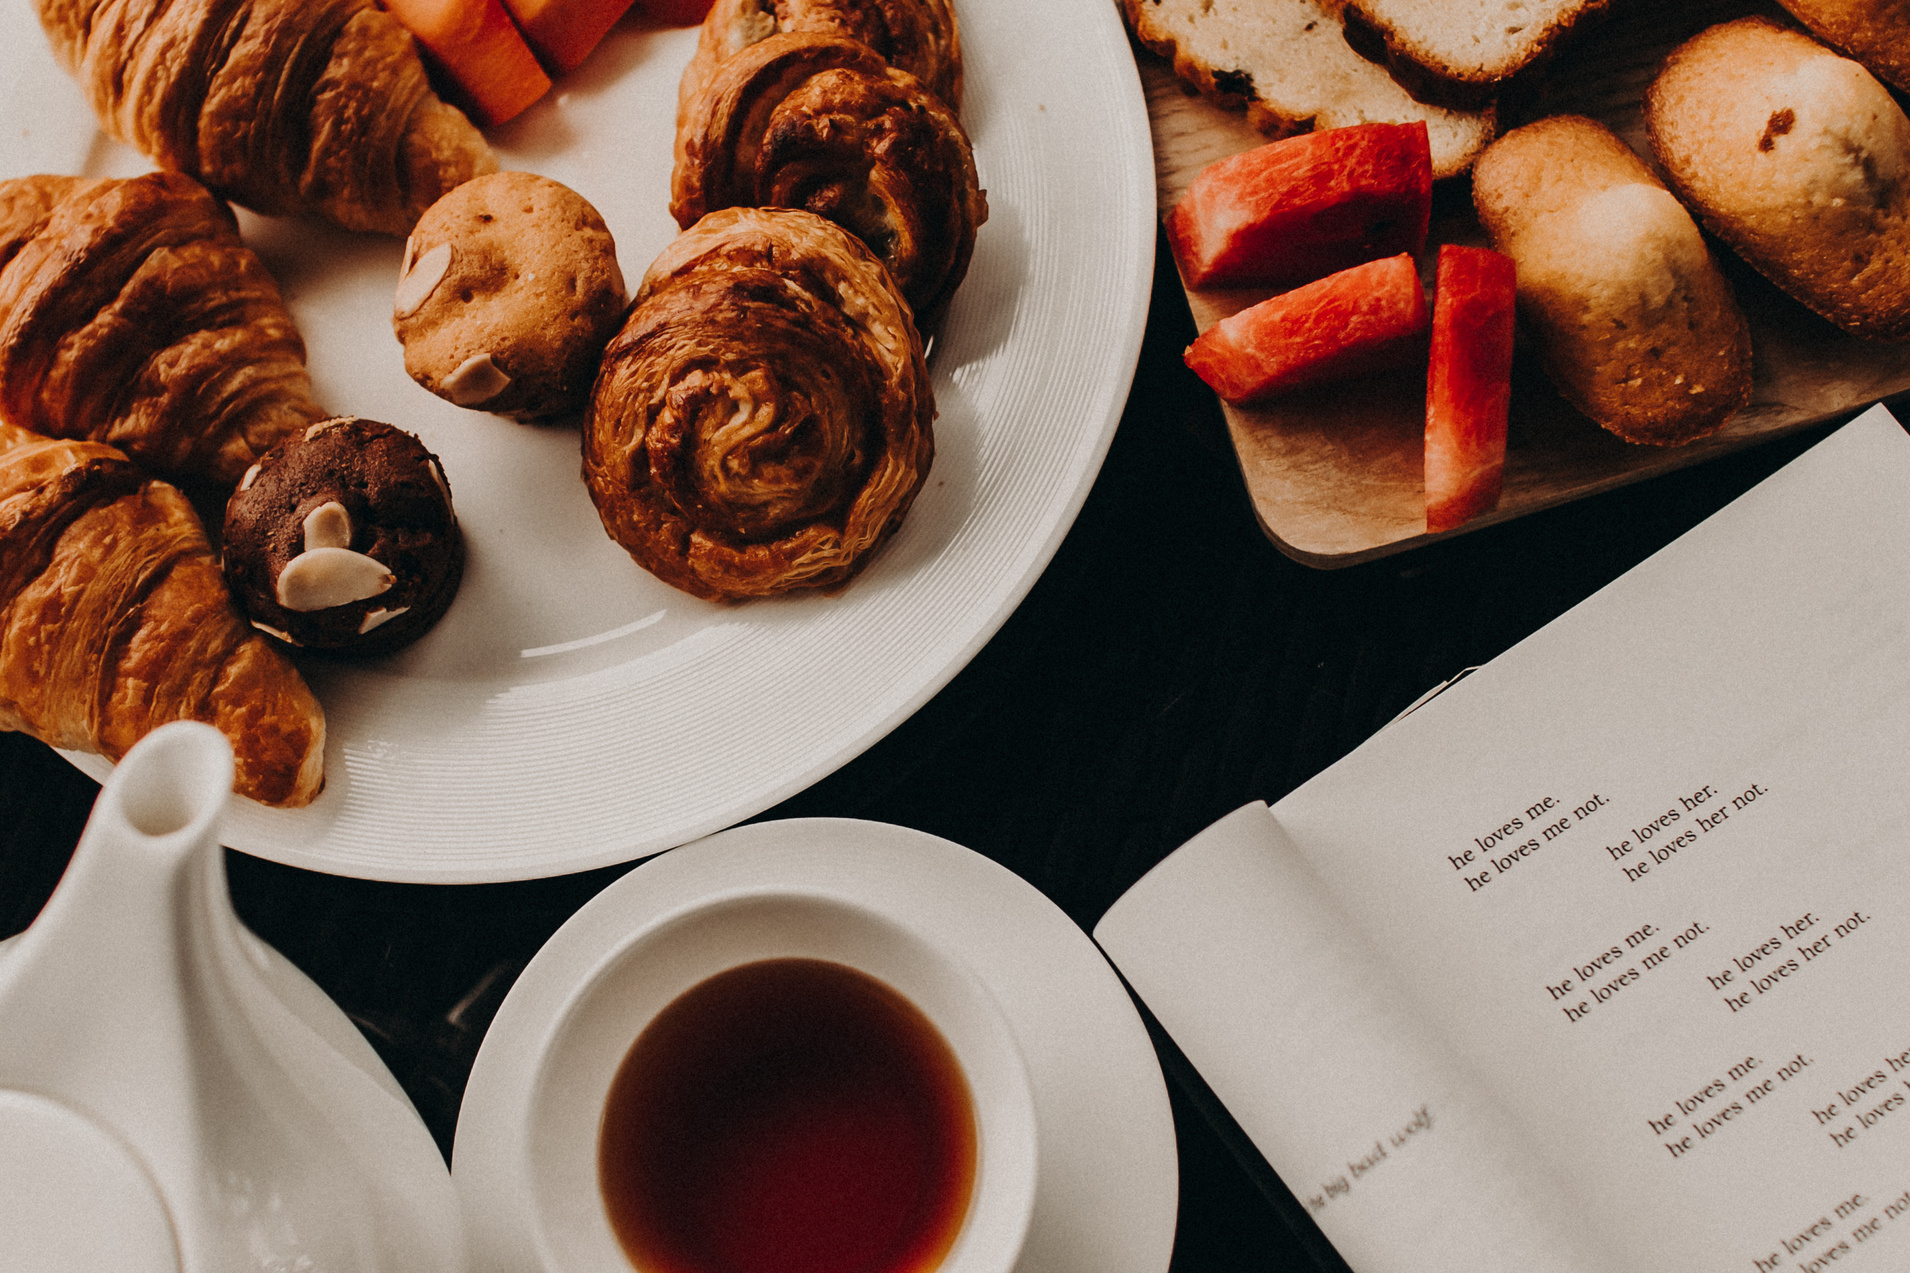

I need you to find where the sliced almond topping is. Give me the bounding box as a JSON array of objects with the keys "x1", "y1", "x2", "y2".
[
  {"x1": 239, "y1": 461, "x2": 262, "y2": 492},
  {"x1": 358, "y1": 606, "x2": 411, "y2": 635},
  {"x1": 302, "y1": 500, "x2": 352, "y2": 552},
  {"x1": 400, "y1": 234, "x2": 418, "y2": 278},
  {"x1": 306, "y1": 416, "x2": 349, "y2": 441},
  {"x1": 395, "y1": 242, "x2": 453, "y2": 318},
  {"x1": 251, "y1": 619, "x2": 300, "y2": 646},
  {"x1": 426, "y1": 456, "x2": 454, "y2": 510},
  {"x1": 442, "y1": 353, "x2": 511, "y2": 407},
  {"x1": 277, "y1": 547, "x2": 395, "y2": 612}
]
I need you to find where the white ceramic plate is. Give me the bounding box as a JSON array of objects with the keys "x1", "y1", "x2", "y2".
[
  {"x1": 452, "y1": 818, "x2": 1179, "y2": 1273},
  {"x1": 0, "y1": 0, "x2": 1155, "y2": 881}
]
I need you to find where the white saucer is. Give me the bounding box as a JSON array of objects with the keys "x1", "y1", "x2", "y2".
[{"x1": 453, "y1": 818, "x2": 1178, "y2": 1273}]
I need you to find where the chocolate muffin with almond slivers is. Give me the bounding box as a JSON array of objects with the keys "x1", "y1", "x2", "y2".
[{"x1": 223, "y1": 417, "x2": 463, "y2": 656}]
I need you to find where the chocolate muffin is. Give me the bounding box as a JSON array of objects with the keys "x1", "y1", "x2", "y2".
[
  {"x1": 223, "y1": 417, "x2": 463, "y2": 655},
  {"x1": 393, "y1": 171, "x2": 627, "y2": 420}
]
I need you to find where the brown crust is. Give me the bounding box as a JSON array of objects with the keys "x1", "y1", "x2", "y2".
[
  {"x1": 0, "y1": 422, "x2": 325, "y2": 806},
  {"x1": 1776, "y1": 0, "x2": 1910, "y2": 93},
  {"x1": 1473, "y1": 115, "x2": 1752, "y2": 445},
  {"x1": 1121, "y1": 0, "x2": 1307, "y2": 141},
  {"x1": 1340, "y1": 0, "x2": 1614, "y2": 112},
  {"x1": 678, "y1": 0, "x2": 964, "y2": 128},
  {"x1": 583, "y1": 207, "x2": 932, "y2": 602},
  {"x1": 32, "y1": 0, "x2": 496, "y2": 234},
  {"x1": 672, "y1": 32, "x2": 985, "y2": 326},
  {"x1": 1117, "y1": 0, "x2": 1496, "y2": 178},
  {"x1": 1646, "y1": 16, "x2": 1910, "y2": 342},
  {"x1": 0, "y1": 172, "x2": 324, "y2": 488}
]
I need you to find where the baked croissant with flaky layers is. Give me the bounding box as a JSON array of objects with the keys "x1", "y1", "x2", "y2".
[
  {"x1": 0, "y1": 173, "x2": 324, "y2": 489},
  {"x1": 33, "y1": 0, "x2": 496, "y2": 234},
  {"x1": 679, "y1": 0, "x2": 963, "y2": 120},
  {"x1": 0, "y1": 422, "x2": 325, "y2": 807},
  {"x1": 673, "y1": 32, "x2": 986, "y2": 325},
  {"x1": 583, "y1": 207, "x2": 932, "y2": 602}
]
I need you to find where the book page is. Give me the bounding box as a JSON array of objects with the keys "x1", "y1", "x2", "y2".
[
  {"x1": 1269, "y1": 406, "x2": 1910, "y2": 1271},
  {"x1": 1094, "y1": 803, "x2": 1616, "y2": 1272},
  {"x1": 1097, "y1": 406, "x2": 1910, "y2": 1273}
]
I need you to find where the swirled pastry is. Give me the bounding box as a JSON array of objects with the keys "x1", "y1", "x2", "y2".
[
  {"x1": 583, "y1": 207, "x2": 932, "y2": 602},
  {"x1": 679, "y1": 0, "x2": 963, "y2": 119},
  {"x1": 0, "y1": 173, "x2": 324, "y2": 488},
  {"x1": 33, "y1": 0, "x2": 497, "y2": 234},
  {"x1": 673, "y1": 32, "x2": 986, "y2": 324},
  {"x1": 0, "y1": 422, "x2": 325, "y2": 807}
]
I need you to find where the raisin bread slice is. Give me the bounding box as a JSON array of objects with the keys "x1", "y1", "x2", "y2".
[
  {"x1": 1341, "y1": 0, "x2": 1613, "y2": 109},
  {"x1": 1122, "y1": 0, "x2": 1496, "y2": 178}
]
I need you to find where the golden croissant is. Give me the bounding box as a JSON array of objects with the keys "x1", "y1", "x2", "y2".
[
  {"x1": 584, "y1": 207, "x2": 933, "y2": 601},
  {"x1": 680, "y1": 0, "x2": 964, "y2": 117},
  {"x1": 0, "y1": 172, "x2": 324, "y2": 489},
  {"x1": 0, "y1": 421, "x2": 325, "y2": 807},
  {"x1": 32, "y1": 0, "x2": 496, "y2": 234},
  {"x1": 673, "y1": 32, "x2": 986, "y2": 325}
]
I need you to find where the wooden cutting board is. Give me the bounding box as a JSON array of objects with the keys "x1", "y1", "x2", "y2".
[{"x1": 1140, "y1": 0, "x2": 1910, "y2": 566}]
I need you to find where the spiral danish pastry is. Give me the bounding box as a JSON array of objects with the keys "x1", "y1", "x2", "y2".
[
  {"x1": 679, "y1": 0, "x2": 963, "y2": 118},
  {"x1": 673, "y1": 32, "x2": 986, "y2": 325},
  {"x1": 583, "y1": 207, "x2": 932, "y2": 602}
]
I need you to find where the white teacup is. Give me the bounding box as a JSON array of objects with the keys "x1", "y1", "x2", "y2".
[{"x1": 514, "y1": 889, "x2": 1038, "y2": 1273}]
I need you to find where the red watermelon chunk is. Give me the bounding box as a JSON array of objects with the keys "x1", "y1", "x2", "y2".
[
  {"x1": 1424, "y1": 245, "x2": 1516, "y2": 533},
  {"x1": 1167, "y1": 122, "x2": 1433, "y2": 291},
  {"x1": 1184, "y1": 254, "x2": 1429, "y2": 404}
]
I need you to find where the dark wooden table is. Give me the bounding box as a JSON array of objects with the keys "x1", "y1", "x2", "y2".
[{"x1": 0, "y1": 228, "x2": 1854, "y2": 1270}]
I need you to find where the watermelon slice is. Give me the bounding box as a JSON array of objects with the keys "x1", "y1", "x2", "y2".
[
  {"x1": 1424, "y1": 245, "x2": 1516, "y2": 533},
  {"x1": 502, "y1": 0, "x2": 642, "y2": 72},
  {"x1": 1167, "y1": 122, "x2": 1433, "y2": 291},
  {"x1": 632, "y1": 0, "x2": 715, "y2": 24},
  {"x1": 382, "y1": 0, "x2": 553, "y2": 125},
  {"x1": 1184, "y1": 254, "x2": 1429, "y2": 404}
]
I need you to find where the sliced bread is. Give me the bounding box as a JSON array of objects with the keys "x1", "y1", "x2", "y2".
[
  {"x1": 1341, "y1": 0, "x2": 1613, "y2": 108},
  {"x1": 1121, "y1": 0, "x2": 1496, "y2": 178}
]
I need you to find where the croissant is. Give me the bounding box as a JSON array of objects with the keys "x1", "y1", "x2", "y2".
[
  {"x1": 32, "y1": 0, "x2": 496, "y2": 234},
  {"x1": 0, "y1": 172, "x2": 324, "y2": 490},
  {"x1": 0, "y1": 422, "x2": 325, "y2": 807},
  {"x1": 679, "y1": 0, "x2": 963, "y2": 120},
  {"x1": 583, "y1": 207, "x2": 932, "y2": 601},
  {"x1": 673, "y1": 32, "x2": 986, "y2": 325}
]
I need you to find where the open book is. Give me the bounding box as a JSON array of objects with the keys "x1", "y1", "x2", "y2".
[{"x1": 1095, "y1": 405, "x2": 1910, "y2": 1273}]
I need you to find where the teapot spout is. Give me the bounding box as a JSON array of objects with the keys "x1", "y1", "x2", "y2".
[{"x1": 0, "y1": 722, "x2": 467, "y2": 1273}]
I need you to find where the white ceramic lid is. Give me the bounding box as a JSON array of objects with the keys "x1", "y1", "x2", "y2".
[{"x1": 0, "y1": 1090, "x2": 179, "y2": 1273}]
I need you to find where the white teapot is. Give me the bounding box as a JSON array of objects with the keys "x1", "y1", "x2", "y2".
[{"x1": 0, "y1": 721, "x2": 467, "y2": 1272}]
